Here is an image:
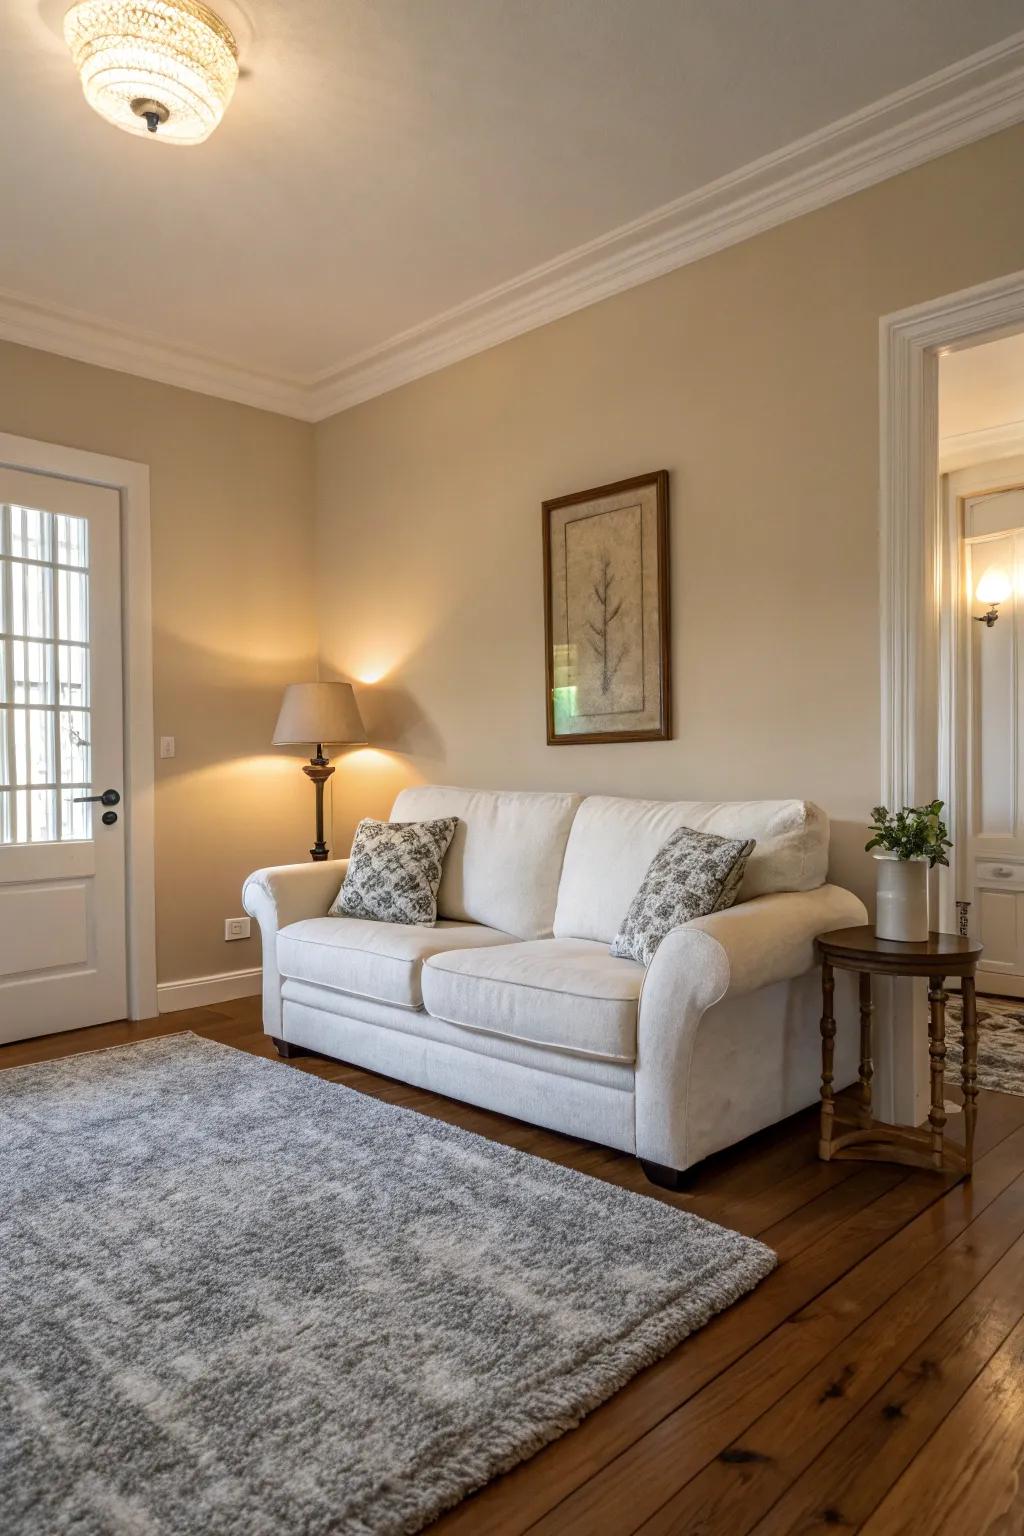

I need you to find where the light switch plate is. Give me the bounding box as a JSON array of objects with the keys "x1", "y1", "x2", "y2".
[
  {"x1": 160, "y1": 736, "x2": 175, "y2": 759},
  {"x1": 225, "y1": 917, "x2": 251, "y2": 941}
]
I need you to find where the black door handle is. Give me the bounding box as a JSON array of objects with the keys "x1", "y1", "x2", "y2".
[{"x1": 73, "y1": 789, "x2": 121, "y2": 806}]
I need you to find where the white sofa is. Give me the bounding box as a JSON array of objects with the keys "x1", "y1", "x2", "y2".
[{"x1": 243, "y1": 786, "x2": 866, "y2": 1186}]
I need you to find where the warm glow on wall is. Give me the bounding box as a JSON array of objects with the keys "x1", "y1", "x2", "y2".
[
  {"x1": 343, "y1": 747, "x2": 400, "y2": 772},
  {"x1": 975, "y1": 565, "x2": 1012, "y2": 629},
  {"x1": 976, "y1": 567, "x2": 1011, "y2": 606}
]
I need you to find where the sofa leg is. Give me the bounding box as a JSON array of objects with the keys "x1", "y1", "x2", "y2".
[
  {"x1": 639, "y1": 1158, "x2": 692, "y2": 1192},
  {"x1": 271, "y1": 1036, "x2": 306, "y2": 1060}
]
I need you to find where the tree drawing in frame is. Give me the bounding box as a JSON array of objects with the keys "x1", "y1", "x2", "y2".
[
  {"x1": 543, "y1": 471, "x2": 670, "y2": 744},
  {"x1": 589, "y1": 552, "x2": 625, "y2": 695}
]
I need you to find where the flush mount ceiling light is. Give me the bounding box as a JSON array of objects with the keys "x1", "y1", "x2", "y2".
[{"x1": 64, "y1": 0, "x2": 238, "y2": 145}]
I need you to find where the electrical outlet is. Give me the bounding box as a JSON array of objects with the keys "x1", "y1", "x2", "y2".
[
  {"x1": 160, "y1": 736, "x2": 176, "y2": 759},
  {"x1": 225, "y1": 917, "x2": 250, "y2": 941}
]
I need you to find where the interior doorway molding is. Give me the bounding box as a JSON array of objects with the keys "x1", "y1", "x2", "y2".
[
  {"x1": 880, "y1": 267, "x2": 1024, "y2": 1122},
  {"x1": 0, "y1": 430, "x2": 157, "y2": 1020}
]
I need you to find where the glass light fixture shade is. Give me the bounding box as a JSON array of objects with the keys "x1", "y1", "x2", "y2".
[
  {"x1": 64, "y1": 0, "x2": 239, "y2": 146},
  {"x1": 976, "y1": 567, "x2": 1012, "y2": 607}
]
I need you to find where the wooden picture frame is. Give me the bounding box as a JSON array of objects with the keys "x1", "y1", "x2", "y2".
[{"x1": 543, "y1": 470, "x2": 671, "y2": 744}]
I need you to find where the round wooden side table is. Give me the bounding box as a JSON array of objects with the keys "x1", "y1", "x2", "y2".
[{"x1": 815, "y1": 925, "x2": 983, "y2": 1178}]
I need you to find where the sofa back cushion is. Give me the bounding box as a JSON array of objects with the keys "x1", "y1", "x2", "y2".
[
  {"x1": 553, "y1": 795, "x2": 829, "y2": 943},
  {"x1": 390, "y1": 785, "x2": 583, "y2": 940}
]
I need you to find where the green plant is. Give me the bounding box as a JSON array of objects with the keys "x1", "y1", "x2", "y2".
[{"x1": 865, "y1": 800, "x2": 952, "y2": 868}]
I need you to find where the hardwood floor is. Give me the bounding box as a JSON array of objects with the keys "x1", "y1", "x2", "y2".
[{"x1": 4, "y1": 998, "x2": 1024, "y2": 1535}]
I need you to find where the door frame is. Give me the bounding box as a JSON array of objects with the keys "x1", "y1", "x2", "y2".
[
  {"x1": 0, "y1": 430, "x2": 157, "y2": 1020},
  {"x1": 880, "y1": 266, "x2": 1024, "y2": 1123}
]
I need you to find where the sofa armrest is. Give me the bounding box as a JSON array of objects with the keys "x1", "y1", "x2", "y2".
[
  {"x1": 660, "y1": 884, "x2": 870, "y2": 1002},
  {"x1": 242, "y1": 860, "x2": 348, "y2": 1034},
  {"x1": 635, "y1": 883, "x2": 867, "y2": 1170}
]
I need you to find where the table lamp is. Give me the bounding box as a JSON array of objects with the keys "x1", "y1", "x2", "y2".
[{"x1": 273, "y1": 682, "x2": 367, "y2": 860}]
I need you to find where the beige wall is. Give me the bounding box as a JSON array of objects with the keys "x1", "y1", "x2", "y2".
[
  {"x1": 3, "y1": 123, "x2": 1022, "y2": 993},
  {"x1": 0, "y1": 343, "x2": 317, "y2": 985},
  {"x1": 315, "y1": 124, "x2": 1024, "y2": 909}
]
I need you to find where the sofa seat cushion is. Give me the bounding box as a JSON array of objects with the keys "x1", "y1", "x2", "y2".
[
  {"x1": 421, "y1": 939, "x2": 645, "y2": 1064},
  {"x1": 277, "y1": 918, "x2": 516, "y2": 1011}
]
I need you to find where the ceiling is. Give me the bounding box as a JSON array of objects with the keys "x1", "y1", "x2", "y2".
[
  {"x1": 5, "y1": 1, "x2": 1024, "y2": 414},
  {"x1": 940, "y1": 332, "x2": 1024, "y2": 440}
]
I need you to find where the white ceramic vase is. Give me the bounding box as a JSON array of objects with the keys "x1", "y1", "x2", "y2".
[{"x1": 874, "y1": 853, "x2": 929, "y2": 942}]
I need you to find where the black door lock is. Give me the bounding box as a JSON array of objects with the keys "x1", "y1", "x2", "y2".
[{"x1": 101, "y1": 810, "x2": 118, "y2": 826}]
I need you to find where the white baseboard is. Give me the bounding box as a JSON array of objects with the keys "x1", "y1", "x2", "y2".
[{"x1": 157, "y1": 967, "x2": 262, "y2": 1014}]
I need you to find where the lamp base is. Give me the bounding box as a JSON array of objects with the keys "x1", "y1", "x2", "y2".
[{"x1": 302, "y1": 759, "x2": 335, "y2": 861}]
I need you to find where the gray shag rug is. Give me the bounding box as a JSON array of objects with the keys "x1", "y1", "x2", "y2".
[
  {"x1": 945, "y1": 994, "x2": 1024, "y2": 1097},
  {"x1": 0, "y1": 1033, "x2": 775, "y2": 1536}
]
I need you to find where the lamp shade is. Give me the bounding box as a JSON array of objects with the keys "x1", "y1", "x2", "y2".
[{"x1": 273, "y1": 683, "x2": 367, "y2": 747}]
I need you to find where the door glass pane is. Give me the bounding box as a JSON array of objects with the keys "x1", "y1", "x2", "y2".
[
  {"x1": 11, "y1": 560, "x2": 53, "y2": 638},
  {"x1": 60, "y1": 710, "x2": 91, "y2": 785},
  {"x1": 55, "y1": 513, "x2": 89, "y2": 569},
  {"x1": 61, "y1": 788, "x2": 91, "y2": 841},
  {"x1": 28, "y1": 709, "x2": 55, "y2": 784},
  {"x1": 0, "y1": 503, "x2": 91, "y2": 843},
  {"x1": 58, "y1": 644, "x2": 89, "y2": 708},
  {"x1": 10, "y1": 505, "x2": 52, "y2": 561},
  {"x1": 30, "y1": 788, "x2": 58, "y2": 842},
  {"x1": 12, "y1": 709, "x2": 27, "y2": 784},
  {"x1": 13, "y1": 640, "x2": 55, "y2": 704},
  {"x1": 58, "y1": 568, "x2": 89, "y2": 642}
]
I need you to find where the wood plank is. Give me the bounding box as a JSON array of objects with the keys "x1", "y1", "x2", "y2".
[
  {"x1": 859, "y1": 1307, "x2": 1024, "y2": 1536},
  {"x1": 748, "y1": 1232, "x2": 1024, "y2": 1535},
  {"x1": 628, "y1": 1171, "x2": 1024, "y2": 1536}
]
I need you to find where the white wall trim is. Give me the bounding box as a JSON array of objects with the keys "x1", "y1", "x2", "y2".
[
  {"x1": 3, "y1": 29, "x2": 1024, "y2": 422},
  {"x1": 881, "y1": 270, "x2": 1024, "y2": 809},
  {"x1": 0, "y1": 431, "x2": 158, "y2": 1021},
  {"x1": 0, "y1": 288, "x2": 310, "y2": 419},
  {"x1": 880, "y1": 267, "x2": 1024, "y2": 1127},
  {"x1": 158, "y1": 967, "x2": 261, "y2": 1014},
  {"x1": 939, "y1": 417, "x2": 1024, "y2": 471}
]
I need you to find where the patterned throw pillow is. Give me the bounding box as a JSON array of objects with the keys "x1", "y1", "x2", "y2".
[
  {"x1": 610, "y1": 827, "x2": 756, "y2": 967},
  {"x1": 330, "y1": 817, "x2": 459, "y2": 927}
]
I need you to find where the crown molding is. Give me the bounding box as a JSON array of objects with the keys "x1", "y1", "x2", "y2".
[
  {"x1": 308, "y1": 29, "x2": 1024, "y2": 419},
  {"x1": 0, "y1": 288, "x2": 312, "y2": 418},
  {"x1": 3, "y1": 29, "x2": 1024, "y2": 422}
]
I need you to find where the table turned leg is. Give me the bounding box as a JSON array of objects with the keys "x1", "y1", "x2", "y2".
[
  {"x1": 961, "y1": 975, "x2": 979, "y2": 1176},
  {"x1": 927, "y1": 975, "x2": 948, "y2": 1170},
  {"x1": 858, "y1": 971, "x2": 874, "y2": 1115},
  {"x1": 819, "y1": 961, "x2": 836, "y2": 1159}
]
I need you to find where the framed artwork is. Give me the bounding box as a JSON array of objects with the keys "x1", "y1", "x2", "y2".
[{"x1": 543, "y1": 470, "x2": 671, "y2": 744}]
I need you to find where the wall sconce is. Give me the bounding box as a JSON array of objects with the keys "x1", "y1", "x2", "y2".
[{"x1": 975, "y1": 568, "x2": 1011, "y2": 628}]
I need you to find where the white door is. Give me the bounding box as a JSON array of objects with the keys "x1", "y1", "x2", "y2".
[
  {"x1": 964, "y1": 484, "x2": 1024, "y2": 997},
  {"x1": 0, "y1": 467, "x2": 126, "y2": 1043}
]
